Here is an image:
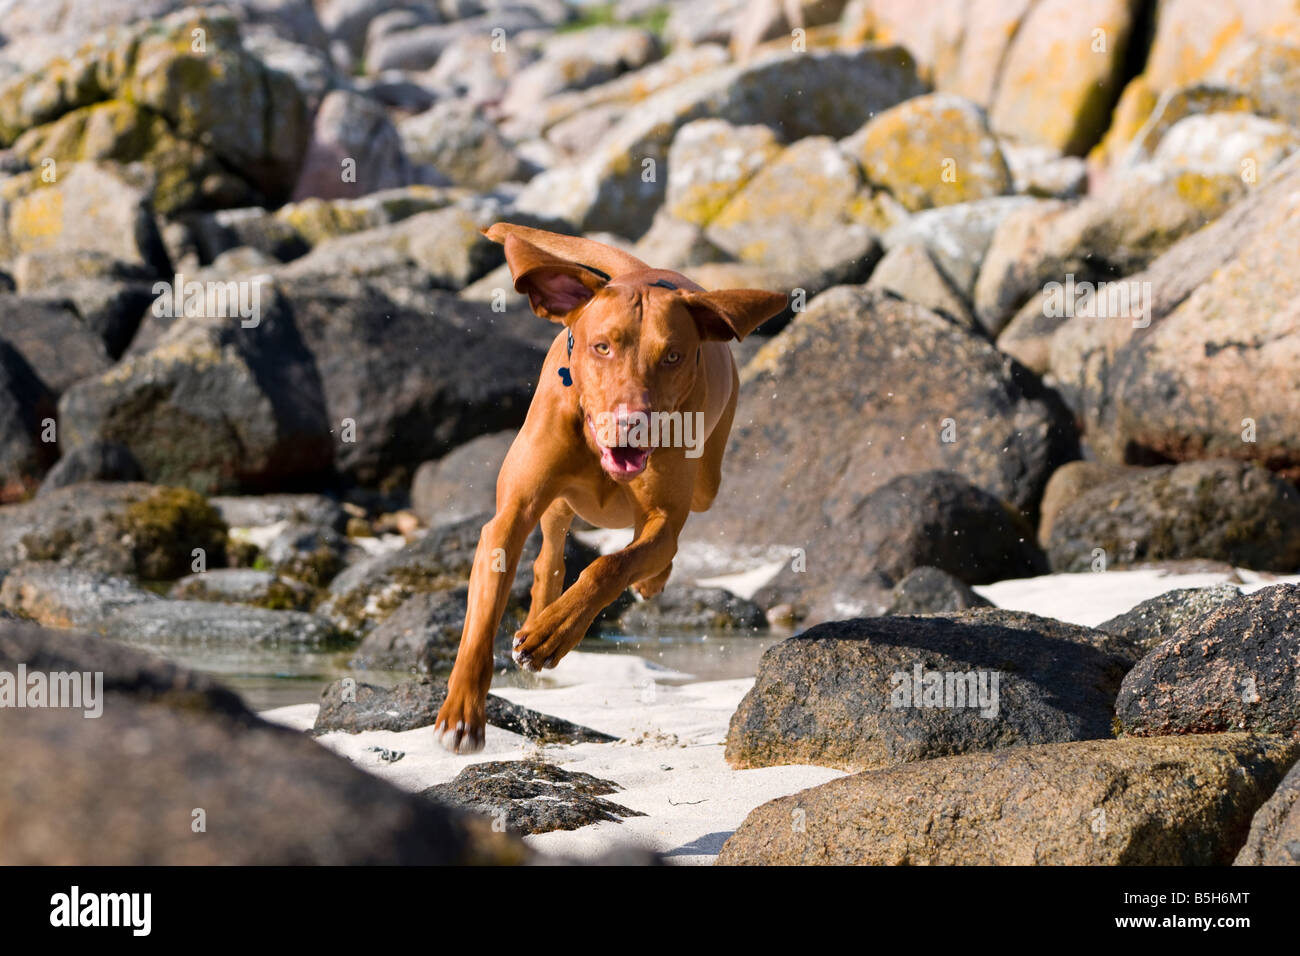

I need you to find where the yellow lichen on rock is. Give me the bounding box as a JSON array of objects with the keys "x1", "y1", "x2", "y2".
[{"x1": 844, "y1": 93, "x2": 1010, "y2": 211}]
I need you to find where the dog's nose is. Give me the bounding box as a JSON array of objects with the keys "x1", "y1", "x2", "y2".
[{"x1": 613, "y1": 405, "x2": 652, "y2": 446}]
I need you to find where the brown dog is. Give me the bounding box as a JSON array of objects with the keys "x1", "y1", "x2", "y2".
[{"x1": 433, "y1": 223, "x2": 787, "y2": 753}]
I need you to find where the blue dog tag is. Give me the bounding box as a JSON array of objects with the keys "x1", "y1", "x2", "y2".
[{"x1": 558, "y1": 367, "x2": 572, "y2": 387}]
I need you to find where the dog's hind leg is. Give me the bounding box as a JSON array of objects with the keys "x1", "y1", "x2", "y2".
[{"x1": 525, "y1": 498, "x2": 574, "y2": 628}]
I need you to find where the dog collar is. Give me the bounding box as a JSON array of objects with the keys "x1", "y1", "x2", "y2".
[{"x1": 559, "y1": 327, "x2": 575, "y2": 387}]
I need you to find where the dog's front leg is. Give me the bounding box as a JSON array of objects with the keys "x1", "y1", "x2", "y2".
[
  {"x1": 513, "y1": 506, "x2": 684, "y2": 672},
  {"x1": 434, "y1": 508, "x2": 540, "y2": 753}
]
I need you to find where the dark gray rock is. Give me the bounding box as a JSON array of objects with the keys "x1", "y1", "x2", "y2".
[
  {"x1": 0, "y1": 562, "x2": 157, "y2": 628},
  {"x1": 37, "y1": 279, "x2": 157, "y2": 358},
  {"x1": 0, "y1": 482, "x2": 228, "y2": 579},
  {"x1": 725, "y1": 608, "x2": 1129, "y2": 772},
  {"x1": 424, "y1": 761, "x2": 643, "y2": 835},
  {"x1": 210, "y1": 493, "x2": 346, "y2": 532},
  {"x1": 690, "y1": 288, "x2": 1076, "y2": 560},
  {"x1": 751, "y1": 470, "x2": 1047, "y2": 625},
  {"x1": 410, "y1": 430, "x2": 517, "y2": 528},
  {"x1": 1046, "y1": 460, "x2": 1300, "y2": 572},
  {"x1": 93, "y1": 599, "x2": 340, "y2": 646},
  {"x1": 56, "y1": 289, "x2": 335, "y2": 495},
  {"x1": 168, "y1": 568, "x2": 314, "y2": 610},
  {"x1": 887, "y1": 566, "x2": 993, "y2": 615},
  {"x1": 320, "y1": 513, "x2": 596, "y2": 635},
  {"x1": 0, "y1": 620, "x2": 535, "y2": 864},
  {"x1": 313, "y1": 677, "x2": 618, "y2": 744},
  {"x1": 617, "y1": 586, "x2": 767, "y2": 632},
  {"x1": 350, "y1": 587, "x2": 520, "y2": 673},
  {"x1": 0, "y1": 295, "x2": 112, "y2": 394},
  {"x1": 0, "y1": 339, "x2": 55, "y2": 502},
  {"x1": 1235, "y1": 761, "x2": 1300, "y2": 866},
  {"x1": 1096, "y1": 584, "x2": 1242, "y2": 659},
  {"x1": 37, "y1": 441, "x2": 142, "y2": 494},
  {"x1": 282, "y1": 278, "x2": 544, "y2": 487},
  {"x1": 1116, "y1": 584, "x2": 1300, "y2": 737}
]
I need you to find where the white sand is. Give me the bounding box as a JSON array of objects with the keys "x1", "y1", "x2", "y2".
[{"x1": 261, "y1": 567, "x2": 1300, "y2": 863}]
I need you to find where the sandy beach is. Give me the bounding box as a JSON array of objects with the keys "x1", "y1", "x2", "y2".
[{"x1": 263, "y1": 566, "x2": 1300, "y2": 863}]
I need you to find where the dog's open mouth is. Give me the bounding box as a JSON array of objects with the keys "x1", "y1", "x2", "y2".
[{"x1": 587, "y1": 416, "x2": 651, "y2": 479}]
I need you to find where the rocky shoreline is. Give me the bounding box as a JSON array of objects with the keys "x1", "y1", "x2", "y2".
[{"x1": 1, "y1": 0, "x2": 1298, "y2": 865}]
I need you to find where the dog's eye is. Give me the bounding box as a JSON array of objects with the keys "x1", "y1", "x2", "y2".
[
  {"x1": 662, "y1": 350, "x2": 681, "y2": 365},
  {"x1": 593, "y1": 342, "x2": 611, "y2": 355}
]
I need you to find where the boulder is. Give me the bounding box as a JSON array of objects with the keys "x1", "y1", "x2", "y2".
[
  {"x1": 37, "y1": 441, "x2": 142, "y2": 494},
  {"x1": 209, "y1": 493, "x2": 347, "y2": 533},
  {"x1": 365, "y1": 9, "x2": 549, "y2": 72},
  {"x1": 410, "y1": 430, "x2": 517, "y2": 528},
  {"x1": 0, "y1": 561, "x2": 158, "y2": 627},
  {"x1": 1036, "y1": 460, "x2": 1135, "y2": 547},
  {"x1": 1150, "y1": 112, "x2": 1299, "y2": 179},
  {"x1": 725, "y1": 609, "x2": 1127, "y2": 772},
  {"x1": 1235, "y1": 761, "x2": 1300, "y2": 866},
  {"x1": 91, "y1": 599, "x2": 338, "y2": 645},
  {"x1": 0, "y1": 620, "x2": 533, "y2": 864},
  {"x1": 843, "y1": 93, "x2": 1011, "y2": 211},
  {"x1": 1047, "y1": 152, "x2": 1300, "y2": 469},
  {"x1": 663, "y1": 119, "x2": 782, "y2": 227},
  {"x1": 1045, "y1": 460, "x2": 1300, "y2": 572},
  {"x1": 0, "y1": 10, "x2": 312, "y2": 213},
  {"x1": 501, "y1": 25, "x2": 662, "y2": 116},
  {"x1": 1096, "y1": 584, "x2": 1243, "y2": 659},
  {"x1": 514, "y1": 46, "x2": 926, "y2": 236},
  {"x1": 57, "y1": 287, "x2": 334, "y2": 495},
  {"x1": 425, "y1": 761, "x2": 642, "y2": 835},
  {"x1": 29, "y1": 278, "x2": 157, "y2": 358},
  {"x1": 279, "y1": 278, "x2": 542, "y2": 486},
  {"x1": 313, "y1": 677, "x2": 618, "y2": 744},
  {"x1": 398, "y1": 101, "x2": 528, "y2": 191},
  {"x1": 0, "y1": 163, "x2": 169, "y2": 276},
  {"x1": 1116, "y1": 584, "x2": 1300, "y2": 737},
  {"x1": 0, "y1": 295, "x2": 111, "y2": 394},
  {"x1": 864, "y1": 243, "x2": 977, "y2": 328},
  {"x1": 277, "y1": 204, "x2": 503, "y2": 289},
  {"x1": 0, "y1": 340, "x2": 55, "y2": 502},
  {"x1": 718, "y1": 732, "x2": 1299, "y2": 865},
  {"x1": 881, "y1": 195, "x2": 1041, "y2": 301},
  {"x1": 704, "y1": 135, "x2": 880, "y2": 279},
  {"x1": 291, "y1": 89, "x2": 417, "y2": 201},
  {"x1": 988, "y1": 0, "x2": 1139, "y2": 155},
  {"x1": 885, "y1": 566, "x2": 992, "y2": 615},
  {"x1": 350, "y1": 587, "x2": 519, "y2": 673},
  {"x1": 0, "y1": 482, "x2": 228, "y2": 579},
  {"x1": 691, "y1": 288, "x2": 1076, "y2": 560},
  {"x1": 617, "y1": 586, "x2": 767, "y2": 632},
  {"x1": 168, "y1": 568, "x2": 314, "y2": 610},
  {"x1": 974, "y1": 165, "x2": 1245, "y2": 335}
]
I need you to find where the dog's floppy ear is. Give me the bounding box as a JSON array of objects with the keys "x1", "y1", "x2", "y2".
[
  {"x1": 681, "y1": 289, "x2": 789, "y2": 341},
  {"x1": 495, "y1": 231, "x2": 610, "y2": 323}
]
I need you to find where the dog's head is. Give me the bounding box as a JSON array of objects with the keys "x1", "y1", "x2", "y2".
[{"x1": 485, "y1": 223, "x2": 787, "y2": 480}]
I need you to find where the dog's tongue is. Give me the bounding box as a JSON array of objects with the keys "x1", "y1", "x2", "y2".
[{"x1": 601, "y1": 444, "x2": 650, "y2": 476}]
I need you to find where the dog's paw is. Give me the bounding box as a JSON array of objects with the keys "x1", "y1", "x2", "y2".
[
  {"x1": 512, "y1": 611, "x2": 585, "y2": 673},
  {"x1": 433, "y1": 690, "x2": 486, "y2": 754}
]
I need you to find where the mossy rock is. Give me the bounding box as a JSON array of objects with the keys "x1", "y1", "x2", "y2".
[
  {"x1": 121, "y1": 486, "x2": 229, "y2": 580},
  {"x1": 664, "y1": 119, "x2": 781, "y2": 227},
  {"x1": 844, "y1": 92, "x2": 1011, "y2": 211}
]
